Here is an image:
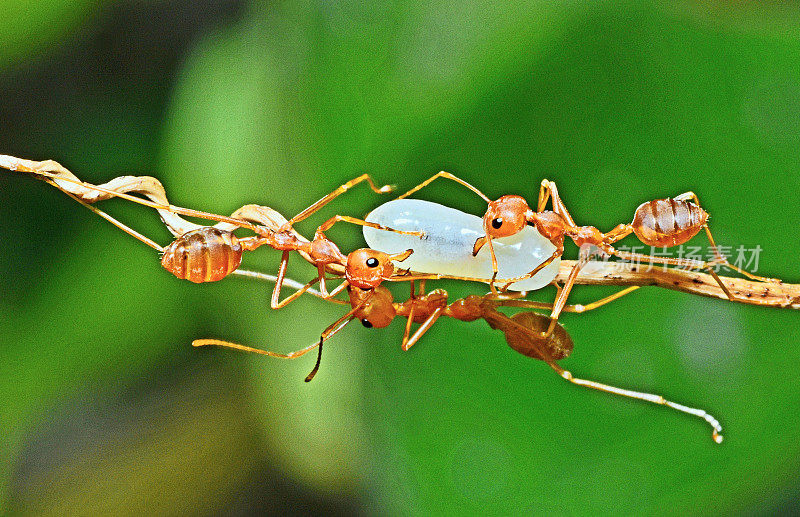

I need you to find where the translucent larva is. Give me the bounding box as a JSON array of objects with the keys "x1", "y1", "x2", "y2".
[{"x1": 363, "y1": 199, "x2": 560, "y2": 291}]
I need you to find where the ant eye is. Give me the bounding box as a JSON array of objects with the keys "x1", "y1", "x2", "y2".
[
  {"x1": 491, "y1": 218, "x2": 503, "y2": 229},
  {"x1": 361, "y1": 318, "x2": 373, "y2": 328},
  {"x1": 366, "y1": 257, "x2": 379, "y2": 268}
]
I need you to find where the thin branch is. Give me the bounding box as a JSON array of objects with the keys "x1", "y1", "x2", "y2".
[{"x1": 556, "y1": 260, "x2": 800, "y2": 309}]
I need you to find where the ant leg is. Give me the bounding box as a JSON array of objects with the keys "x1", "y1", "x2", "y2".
[
  {"x1": 271, "y1": 276, "x2": 322, "y2": 309},
  {"x1": 497, "y1": 286, "x2": 641, "y2": 313},
  {"x1": 401, "y1": 303, "x2": 417, "y2": 347},
  {"x1": 287, "y1": 174, "x2": 395, "y2": 227},
  {"x1": 195, "y1": 296, "x2": 365, "y2": 380},
  {"x1": 499, "y1": 247, "x2": 562, "y2": 291},
  {"x1": 611, "y1": 250, "x2": 737, "y2": 301},
  {"x1": 540, "y1": 254, "x2": 592, "y2": 337},
  {"x1": 485, "y1": 234, "x2": 500, "y2": 294},
  {"x1": 270, "y1": 245, "x2": 349, "y2": 308},
  {"x1": 5, "y1": 160, "x2": 263, "y2": 234},
  {"x1": 305, "y1": 294, "x2": 374, "y2": 381},
  {"x1": 472, "y1": 232, "x2": 529, "y2": 294},
  {"x1": 402, "y1": 307, "x2": 445, "y2": 351},
  {"x1": 552, "y1": 281, "x2": 563, "y2": 304},
  {"x1": 396, "y1": 171, "x2": 492, "y2": 203},
  {"x1": 537, "y1": 180, "x2": 576, "y2": 227},
  {"x1": 537, "y1": 180, "x2": 551, "y2": 212},
  {"x1": 701, "y1": 226, "x2": 777, "y2": 282},
  {"x1": 550, "y1": 362, "x2": 723, "y2": 443},
  {"x1": 231, "y1": 268, "x2": 349, "y2": 304},
  {"x1": 57, "y1": 186, "x2": 164, "y2": 252},
  {"x1": 306, "y1": 338, "x2": 325, "y2": 382},
  {"x1": 471, "y1": 222, "x2": 516, "y2": 293},
  {"x1": 271, "y1": 251, "x2": 325, "y2": 309},
  {"x1": 192, "y1": 339, "x2": 320, "y2": 359},
  {"x1": 315, "y1": 215, "x2": 423, "y2": 237},
  {"x1": 673, "y1": 191, "x2": 777, "y2": 283},
  {"x1": 497, "y1": 314, "x2": 723, "y2": 443},
  {"x1": 271, "y1": 251, "x2": 291, "y2": 308},
  {"x1": 317, "y1": 264, "x2": 328, "y2": 297},
  {"x1": 326, "y1": 279, "x2": 351, "y2": 299}
]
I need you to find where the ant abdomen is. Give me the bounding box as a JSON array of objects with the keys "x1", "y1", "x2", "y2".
[
  {"x1": 502, "y1": 312, "x2": 573, "y2": 361},
  {"x1": 632, "y1": 198, "x2": 708, "y2": 247},
  {"x1": 161, "y1": 227, "x2": 242, "y2": 283}
]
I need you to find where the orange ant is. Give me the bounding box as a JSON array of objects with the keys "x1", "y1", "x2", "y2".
[
  {"x1": 0, "y1": 155, "x2": 430, "y2": 302},
  {"x1": 195, "y1": 280, "x2": 722, "y2": 443},
  {"x1": 396, "y1": 172, "x2": 779, "y2": 336}
]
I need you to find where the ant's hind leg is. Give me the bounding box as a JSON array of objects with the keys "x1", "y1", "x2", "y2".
[
  {"x1": 287, "y1": 174, "x2": 396, "y2": 227},
  {"x1": 673, "y1": 192, "x2": 777, "y2": 283},
  {"x1": 499, "y1": 314, "x2": 723, "y2": 444},
  {"x1": 7, "y1": 160, "x2": 262, "y2": 234},
  {"x1": 611, "y1": 250, "x2": 737, "y2": 301},
  {"x1": 315, "y1": 214, "x2": 423, "y2": 238},
  {"x1": 58, "y1": 187, "x2": 165, "y2": 252},
  {"x1": 396, "y1": 171, "x2": 492, "y2": 203},
  {"x1": 552, "y1": 362, "x2": 723, "y2": 444},
  {"x1": 498, "y1": 286, "x2": 641, "y2": 314}
]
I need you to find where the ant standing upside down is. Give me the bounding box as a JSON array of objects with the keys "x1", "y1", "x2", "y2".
[{"x1": 195, "y1": 278, "x2": 723, "y2": 443}]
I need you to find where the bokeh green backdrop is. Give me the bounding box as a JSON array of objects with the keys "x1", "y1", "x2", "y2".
[{"x1": 1, "y1": 1, "x2": 799, "y2": 515}]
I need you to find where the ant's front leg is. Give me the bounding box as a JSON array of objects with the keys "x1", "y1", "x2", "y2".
[
  {"x1": 287, "y1": 173, "x2": 396, "y2": 227},
  {"x1": 537, "y1": 179, "x2": 576, "y2": 227},
  {"x1": 396, "y1": 171, "x2": 492, "y2": 203}
]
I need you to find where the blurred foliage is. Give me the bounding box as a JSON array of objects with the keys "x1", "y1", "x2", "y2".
[
  {"x1": 2, "y1": 0, "x2": 800, "y2": 515},
  {"x1": 0, "y1": 0, "x2": 101, "y2": 70}
]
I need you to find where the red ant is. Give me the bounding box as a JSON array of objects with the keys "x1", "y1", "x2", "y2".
[
  {"x1": 194, "y1": 280, "x2": 722, "y2": 443},
  {"x1": 396, "y1": 172, "x2": 779, "y2": 336},
  {"x1": 1, "y1": 155, "x2": 428, "y2": 302}
]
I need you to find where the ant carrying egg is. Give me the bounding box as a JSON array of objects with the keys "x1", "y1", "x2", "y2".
[{"x1": 3, "y1": 154, "x2": 798, "y2": 444}]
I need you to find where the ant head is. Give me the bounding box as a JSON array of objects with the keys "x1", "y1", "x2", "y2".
[
  {"x1": 345, "y1": 248, "x2": 412, "y2": 289},
  {"x1": 484, "y1": 195, "x2": 530, "y2": 238},
  {"x1": 349, "y1": 285, "x2": 395, "y2": 328}
]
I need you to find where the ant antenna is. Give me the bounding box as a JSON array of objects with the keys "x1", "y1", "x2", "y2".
[{"x1": 305, "y1": 337, "x2": 324, "y2": 382}]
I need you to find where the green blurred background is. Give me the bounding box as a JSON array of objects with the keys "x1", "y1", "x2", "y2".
[{"x1": 1, "y1": 0, "x2": 799, "y2": 515}]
